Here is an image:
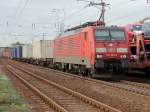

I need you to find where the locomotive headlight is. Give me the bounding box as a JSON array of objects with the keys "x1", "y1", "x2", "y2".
[
  {"x1": 97, "y1": 54, "x2": 103, "y2": 58},
  {"x1": 120, "y1": 55, "x2": 127, "y2": 59},
  {"x1": 117, "y1": 48, "x2": 128, "y2": 53}
]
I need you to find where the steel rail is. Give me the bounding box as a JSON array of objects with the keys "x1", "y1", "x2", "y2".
[
  {"x1": 7, "y1": 66, "x2": 67, "y2": 112},
  {"x1": 10, "y1": 61, "x2": 150, "y2": 97},
  {"x1": 120, "y1": 80, "x2": 150, "y2": 90},
  {"x1": 7, "y1": 64, "x2": 122, "y2": 112}
]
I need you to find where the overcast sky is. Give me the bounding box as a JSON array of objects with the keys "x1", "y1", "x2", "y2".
[{"x1": 0, "y1": 0, "x2": 150, "y2": 46}]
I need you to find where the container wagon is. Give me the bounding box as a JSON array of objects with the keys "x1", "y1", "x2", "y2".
[
  {"x1": 22, "y1": 44, "x2": 33, "y2": 63},
  {"x1": 32, "y1": 40, "x2": 54, "y2": 66}
]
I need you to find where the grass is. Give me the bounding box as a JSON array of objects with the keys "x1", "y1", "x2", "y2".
[{"x1": 0, "y1": 75, "x2": 28, "y2": 112}]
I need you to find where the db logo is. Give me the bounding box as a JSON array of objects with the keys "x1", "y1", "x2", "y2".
[{"x1": 109, "y1": 43, "x2": 113, "y2": 47}]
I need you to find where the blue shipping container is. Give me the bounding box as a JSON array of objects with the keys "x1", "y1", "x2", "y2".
[
  {"x1": 11, "y1": 46, "x2": 22, "y2": 58},
  {"x1": 16, "y1": 46, "x2": 22, "y2": 58},
  {"x1": 11, "y1": 48, "x2": 16, "y2": 58}
]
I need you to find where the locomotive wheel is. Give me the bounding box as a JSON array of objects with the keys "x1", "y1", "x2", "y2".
[
  {"x1": 87, "y1": 69, "x2": 93, "y2": 78},
  {"x1": 78, "y1": 68, "x2": 82, "y2": 76},
  {"x1": 81, "y1": 70, "x2": 87, "y2": 77}
]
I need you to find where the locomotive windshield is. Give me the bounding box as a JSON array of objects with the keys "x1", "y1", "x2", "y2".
[
  {"x1": 95, "y1": 30, "x2": 110, "y2": 40},
  {"x1": 95, "y1": 29, "x2": 125, "y2": 40},
  {"x1": 110, "y1": 30, "x2": 125, "y2": 40}
]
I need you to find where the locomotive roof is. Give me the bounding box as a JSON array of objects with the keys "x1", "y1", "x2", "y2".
[
  {"x1": 94, "y1": 26, "x2": 124, "y2": 30},
  {"x1": 58, "y1": 26, "x2": 124, "y2": 38},
  {"x1": 56, "y1": 21, "x2": 124, "y2": 38},
  {"x1": 66, "y1": 21, "x2": 105, "y2": 32}
]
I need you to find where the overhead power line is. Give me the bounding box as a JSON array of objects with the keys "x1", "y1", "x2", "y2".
[
  {"x1": 15, "y1": 0, "x2": 29, "y2": 24},
  {"x1": 77, "y1": 0, "x2": 110, "y2": 23},
  {"x1": 8, "y1": 0, "x2": 30, "y2": 38},
  {"x1": 60, "y1": 6, "x2": 88, "y2": 22}
]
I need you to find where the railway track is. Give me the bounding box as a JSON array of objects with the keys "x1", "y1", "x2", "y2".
[
  {"x1": 6, "y1": 64, "x2": 121, "y2": 112},
  {"x1": 109, "y1": 80, "x2": 150, "y2": 96},
  {"x1": 5, "y1": 67, "x2": 55, "y2": 112},
  {"x1": 118, "y1": 80, "x2": 150, "y2": 93},
  {"x1": 119, "y1": 80, "x2": 150, "y2": 91},
  {"x1": 9, "y1": 60, "x2": 150, "y2": 97}
]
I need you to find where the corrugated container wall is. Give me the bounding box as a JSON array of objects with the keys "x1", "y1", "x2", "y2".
[
  {"x1": 11, "y1": 48, "x2": 16, "y2": 58},
  {"x1": 11, "y1": 46, "x2": 22, "y2": 58},
  {"x1": 23, "y1": 44, "x2": 33, "y2": 58},
  {"x1": 32, "y1": 40, "x2": 53, "y2": 59},
  {"x1": 0, "y1": 48, "x2": 4, "y2": 57},
  {"x1": 2, "y1": 47, "x2": 11, "y2": 58}
]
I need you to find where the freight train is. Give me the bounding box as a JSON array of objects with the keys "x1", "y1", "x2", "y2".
[
  {"x1": 1, "y1": 21, "x2": 131, "y2": 78},
  {"x1": 1, "y1": 21, "x2": 150, "y2": 77}
]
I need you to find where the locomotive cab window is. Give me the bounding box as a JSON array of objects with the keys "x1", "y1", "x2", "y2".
[
  {"x1": 95, "y1": 30, "x2": 110, "y2": 40},
  {"x1": 95, "y1": 29, "x2": 125, "y2": 41},
  {"x1": 110, "y1": 30, "x2": 125, "y2": 40}
]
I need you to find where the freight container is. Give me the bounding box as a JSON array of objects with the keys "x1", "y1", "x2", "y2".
[
  {"x1": 16, "y1": 46, "x2": 22, "y2": 58},
  {"x1": 10, "y1": 46, "x2": 22, "y2": 58},
  {"x1": 2, "y1": 47, "x2": 11, "y2": 58},
  {"x1": 10, "y1": 43, "x2": 24, "y2": 58},
  {"x1": 0, "y1": 47, "x2": 4, "y2": 57},
  {"x1": 32, "y1": 40, "x2": 53, "y2": 59},
  {"x1": 11, "y1": 47, "x2": 16, "y2": 58},
  {"x1": 23, "y1": 44, "x2": 33, "y2": 58}
]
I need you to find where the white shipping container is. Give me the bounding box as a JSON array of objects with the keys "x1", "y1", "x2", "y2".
[
  {"x1": 23, "y1": 44, "x2": 33, "y2": 58},
  {"x1": 32, "y1": 40, "x2": 53, "y2": 59}
]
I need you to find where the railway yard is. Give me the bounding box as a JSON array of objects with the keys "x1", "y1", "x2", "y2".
[{"x1": 0, "y1": 58, "x2": 150, "y2": 112}]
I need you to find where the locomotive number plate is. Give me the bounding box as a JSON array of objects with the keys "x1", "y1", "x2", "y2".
[{"x1": 107, "y1": 48, "x2": 116, "y2": 52}]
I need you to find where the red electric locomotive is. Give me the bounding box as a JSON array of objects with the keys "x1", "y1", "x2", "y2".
[{"x1": 53, "y1": 21, "x2": 130, "y2": 78}]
